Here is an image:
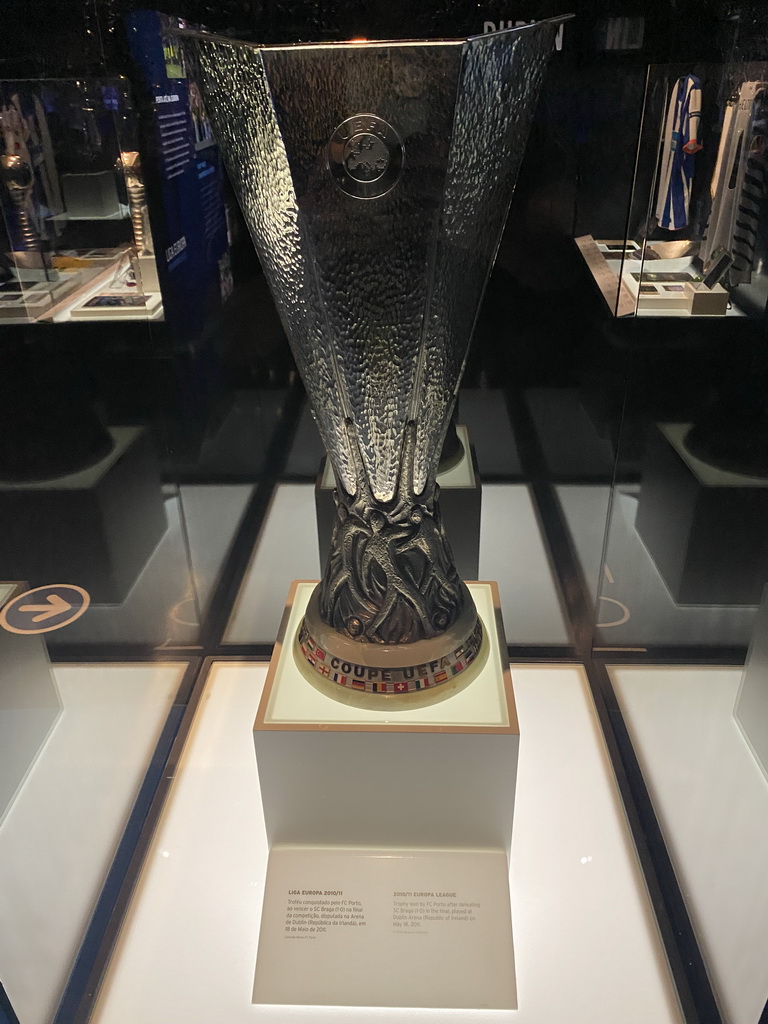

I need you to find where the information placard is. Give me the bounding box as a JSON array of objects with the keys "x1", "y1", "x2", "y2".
[{"x1": 253, "y1": 845, "x2": 516, "y2": 1009}]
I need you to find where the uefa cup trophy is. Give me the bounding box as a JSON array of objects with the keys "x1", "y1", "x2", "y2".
[{"x1": 183, "y1": 21, "x2": 560, "y2": 703}]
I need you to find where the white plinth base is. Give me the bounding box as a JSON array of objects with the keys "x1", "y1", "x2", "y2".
[
  {"x1": 254, "y1": 581, "x2": 518, "y2": 851},
  {"x1": 0, "y1": 582, "x2": 62, "y2": 827}
]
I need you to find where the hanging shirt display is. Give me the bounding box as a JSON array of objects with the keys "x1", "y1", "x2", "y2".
[
  {"x1": 701, "y1": 81, "x2": 768, "y2": 285},
  {"x1": 655, "y1": 74, "x2": 703, "y2": 231}
]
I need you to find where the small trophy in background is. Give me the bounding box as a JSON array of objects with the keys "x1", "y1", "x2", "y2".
[
  {"x1": 0, "y1": 153, "x2": 46, "y2": 271},
  {"x1": 118, "y1": 149, "x2": 158, "y2": 292}
]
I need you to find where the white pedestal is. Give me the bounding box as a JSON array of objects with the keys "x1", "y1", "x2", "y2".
[
  {"x1": 132, "y1": 253, "x2": 160, "y2": 293},
  {"x1": 254, "y1": 581, "x2": 518, "y2": 852}
]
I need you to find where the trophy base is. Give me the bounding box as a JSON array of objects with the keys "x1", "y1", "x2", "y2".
[{"x1": 294, "y1": 582, "x2": 486, "y2": 710}]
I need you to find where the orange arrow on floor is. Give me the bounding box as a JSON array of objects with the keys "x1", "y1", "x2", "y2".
[{"x1": 19, "y1": 593, "x2": 71, "y2": 622}]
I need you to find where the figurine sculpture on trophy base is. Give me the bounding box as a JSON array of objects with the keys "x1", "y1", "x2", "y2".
[{"x1": 315, "y1": 420, "x2": 483, "y2": 611}]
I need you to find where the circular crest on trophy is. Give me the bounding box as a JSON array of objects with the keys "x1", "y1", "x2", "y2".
[{"x1": 328, "y1": 114, "x2": 404, "y2": 199}]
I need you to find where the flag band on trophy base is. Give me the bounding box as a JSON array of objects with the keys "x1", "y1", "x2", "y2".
[{"x1": 297, "y1": 619, "x2": 484, "y2": 695}]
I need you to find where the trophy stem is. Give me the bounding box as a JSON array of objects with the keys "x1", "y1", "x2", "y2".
[
  {"x1": 319, "y1": 422, "x2": 466, "y2": 645},
  {"x1": 294, "y1": 421, "x2": 484, "y2": 702}
]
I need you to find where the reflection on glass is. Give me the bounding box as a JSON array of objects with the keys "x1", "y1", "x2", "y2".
[{"x1": 734, "y1": 586, "x2": 768, "y2": 782}]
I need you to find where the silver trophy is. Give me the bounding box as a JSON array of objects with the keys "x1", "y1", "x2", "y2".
[{"x1": 184, "y1": 22, "x2": 560, "y2": 702}]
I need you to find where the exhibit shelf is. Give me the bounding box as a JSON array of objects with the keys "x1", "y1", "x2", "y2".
[
  {"x1": 609, "y1": 665, "x2": 768, "y2": 1024},
  {"x1": 89, "y1": 662, "x2": 681, "y2": 1024},
  {"x1": 0, "y1": 662, "x2": 188, "y2": 1024},
  {"x1": 224, "y1": 483, "x2": 569, "y2": 648},
  {"x1": 574, "y1": 237, "x2": 746, "y2": 319}
]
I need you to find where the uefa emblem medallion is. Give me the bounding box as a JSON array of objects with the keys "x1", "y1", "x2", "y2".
[{"x1": 328, "y1": 114, "x2": 404, "y2": 199}]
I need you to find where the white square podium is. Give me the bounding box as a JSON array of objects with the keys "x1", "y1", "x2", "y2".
[{"x1": 254, "y1": 580, "x2": 518, "y2": 851}]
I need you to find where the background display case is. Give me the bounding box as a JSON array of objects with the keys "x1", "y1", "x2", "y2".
[
  {"x1": 0, "y1": 78, "x2": 162, "y2": 325},
  {"x1": 577, "y1": 60, "x2": 768, "y2": 320},
  {"x1": 2, "y1": 2, "x2": 768, "y2": 1024}
]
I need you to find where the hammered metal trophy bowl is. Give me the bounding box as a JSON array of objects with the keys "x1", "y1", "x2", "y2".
[{"x1": 184, "y1": 21, "x2": 560, "y2": 706}]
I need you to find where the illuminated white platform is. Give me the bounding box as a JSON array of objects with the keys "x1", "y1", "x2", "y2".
[
  {"x1": 91, "y1": 662, "x2": 681, "y2": 1024},
  {"x1": 0, "y1": 662, "x2": 187, "y2": 1024}
]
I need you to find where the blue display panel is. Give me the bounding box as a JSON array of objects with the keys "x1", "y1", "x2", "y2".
[{"x1": 126, "y1": 10, "x2": 230, "y2": 340}]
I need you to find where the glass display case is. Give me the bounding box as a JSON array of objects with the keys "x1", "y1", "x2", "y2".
[
  {"x1": 0, "y1": 78, "x2": 162, "y2": 325},
  {"x1": 2, "y1": 4, "x2": 768, "y2": 1024}
]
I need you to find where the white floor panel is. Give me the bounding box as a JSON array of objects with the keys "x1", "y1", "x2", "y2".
[
  {"x1": 610, "y1": 665, "x2": 768, "y2": 1024},
  {"x1": 225, "y1": 483, "x2": 569, "y2": 646},
  {"x1": 91, "y1": 663, "x2": 681, "y2": 1024},
  {"x1": 182, "y1": 483, "x2": 254, "y2": 617},
  {"x1": 0, "y1": 662, "x2": 187, "y2": 1024}
]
